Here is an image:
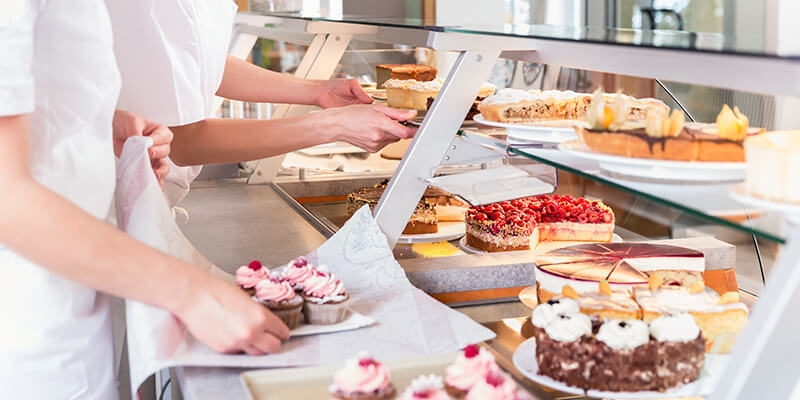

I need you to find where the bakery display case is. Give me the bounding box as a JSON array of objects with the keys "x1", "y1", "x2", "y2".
[{"x1": 185, "y1": 7, "x2": 800, "y2": 399}]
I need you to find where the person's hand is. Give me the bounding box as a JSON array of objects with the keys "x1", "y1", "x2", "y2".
[
  {"x1": 314, "y1": 104, "x2": 418, "y2": 153},
  {"x1": 173, "y1": 273, "x2": 290, "y2": 355},
  {"x1": 112, "y1": 110, "x2": 173, "y2": 187},
  {"x1": 316, "y1": 79, "x2": 373, "y2": 109}
]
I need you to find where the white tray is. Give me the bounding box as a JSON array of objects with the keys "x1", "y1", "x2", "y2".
[
  {"x1": 290, "y1": 309, "x2": 375, "y2": 337},
  {"x1": 558, "y1": 140, "x2": 746, "y2": 182},
  {"x1": 512, "y1": 337, "x2": 727, "y2": 399},
  {"x1": 473, "y1": 114, "x2": 579, "y2": 144},
  {"x1": 426, "y1": 166, "x2": 554, "y2": 206},
  {"x1": 296, "y1": 142, "x2": 366, "y2": 156},
  {"x1": 459, "y1": 234, "x2": 622, "y2": 255},
  {"x1": 397, "y1": 221, "x2": 466, "y2": 244},
  {"x1": 730, "y1": 184, "x2": 800, "y2": 223}
]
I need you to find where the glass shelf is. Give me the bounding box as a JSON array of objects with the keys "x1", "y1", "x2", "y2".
[
  {"x1": 461, "y1": 130, "x2": 790, "y2": 245},
  {"x1": 254, "y1": 11, "x2": 800, "y2": 60}
]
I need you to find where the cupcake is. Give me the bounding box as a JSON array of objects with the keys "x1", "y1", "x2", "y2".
[
  {"x1": 302, "y1": 270, "x2": 349, "y2": 325},
  {"x1": 235, "y1": 260, "x2": 272, "y2": 296},
  {"x1": 465, "y1": 370, "x2": 521, "y2": 400},
  {"x1": 253, "y1": 279, "x2": 304, "y2": 329},
  {"x1": 330, "y1": 352, "x2": 396, "y2": 400},
  {"x1": 399, "y1": 375, "x2": 450, "y2": 400},
  {"x1": 444, "y1": 344, "x2": 499, "y2": 398},
  {"x1": 281, "y1": 256, "x2": 317, "y2": 292}
]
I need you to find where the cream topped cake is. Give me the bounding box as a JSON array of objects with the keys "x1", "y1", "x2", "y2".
[
  {"x1": 634, "y1": 286, "x2": 748, "y2": 353},
  {"x1": 744, "y1": 131, "x2": 800, "y2": 203}
]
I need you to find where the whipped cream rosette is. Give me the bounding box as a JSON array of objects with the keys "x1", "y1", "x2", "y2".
[
  {"x1": 444, "y1": 344, "x2": 500, "y2": 398},
  {"x1": 235, "y1": 260, "x2": 272, "y2": 294},
  {"x1": 253, "y1": 279, "x2": 304, "y2": 329},
  {"x1": 399, "y1": 375, "x2": 449, "y2": 400},
  {"x1": 465, "y1": 370, "x2": 523, "y2": 400},
  {"x1": 279, "y1": 256, "x2": 318, "y2": 292}
]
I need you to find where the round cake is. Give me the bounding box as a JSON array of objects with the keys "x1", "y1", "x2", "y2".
[{"x1": 531, "y1": 298, "x2": 706, "y2": 392}]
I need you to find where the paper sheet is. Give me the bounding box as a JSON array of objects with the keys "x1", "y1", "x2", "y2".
[{"x1": 116, "y1": 137, "x2": 496, "y2": 396}]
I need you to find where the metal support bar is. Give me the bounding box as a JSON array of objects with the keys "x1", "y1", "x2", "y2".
[
  {"x1": 439, "y1": 135, "x2": 505, "y2": 167},
  {"x1": 374, "y1": 50, "x2": 501, "y2": 246},
  {"x1": 247, "y1": 32, "x2": 353, "y2": 184}
]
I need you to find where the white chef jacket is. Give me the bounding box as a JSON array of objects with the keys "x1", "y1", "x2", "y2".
[
  {"x1": 0, "y1": 0, "x2": 121, "y2": 399},
  {"x1": 106, "y1": 0, "x2": 237, "y2": 207}
]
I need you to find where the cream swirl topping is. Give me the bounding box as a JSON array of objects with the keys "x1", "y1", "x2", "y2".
[
  {"x1": 235, "y1": 260, "x2": 271, "y2": 289},
  {"x1": 331, "y1": 352, "x2": 392, "y2": 394},
  {"x1": 399, "y1": 375, "x2": 448, "y2": 400},
  {"x1": 282, "y1": 259, "x2": 316, "y2": 288},
  {"x1": 649, "y1": 313, "x2": 700, "y2": 342},
  {"x1": 597, "y1": 319, "x2": 649, "y2": 350},
  {"x1": 254, "y1": 280, "x2": 295, "y2": 302},
  {"x1": 302, "y1": 271, "x2": 346, "y2": 299},
  {"x1": 531, "y1": 298, "x2": 579, "y2": 328},
  {"x1": 444, "y1": 345, "x2": 498, "y2": 391},
  {"x1": 544, "y1": 312, "x2": 591, "y2": 342},
  {"x1": 465, "y1": 371, "x2": 519, "y2": 400}
]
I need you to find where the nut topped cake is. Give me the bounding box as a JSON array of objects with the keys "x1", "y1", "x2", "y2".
[
  {"x1": 464, "y1": 194, "x2": 615, "y2": 252},
  {"x1": 477, "y1": 88, "x2": 667, "y2": 123}
]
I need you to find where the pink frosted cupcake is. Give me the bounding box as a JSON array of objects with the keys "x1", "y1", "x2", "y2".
[
  {"x1": 444, "y1": 344, "x2": 500, "y2": 398},
  {"x1": 329, "y1": 352, "x2": 396, "y2": 400},
  {"x1": 399, "y1": 375, "x2": 450, "y2": 400},
  {"x1": 253, "y1": 279, "x2": 304, "y2": 329},
  {"x1": 302, "y1": 270, "x2": 349, "y2": 325},
  {"x1": 281, "y1": 256, "x2": 317, "y2": 292},
  {"x1": 465, "y1": 370, "x2": 522, "y2": 400},
  {"x1": 236, "y1": 260, "x2": 272, "y2": 296}
]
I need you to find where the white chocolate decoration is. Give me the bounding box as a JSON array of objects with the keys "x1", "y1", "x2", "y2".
[
  {"x1": 531, "y1": 298, "x2": 580, "y2": 328},
  {"x1": 597, "y1": 319, "x2": 649, "y2": 350},
  {"x1": 649, "y1": 313, "x2": 700, "y2": 342},
  {"x1": 544, "y1": 312, "x2": 592, "y2": 342}
]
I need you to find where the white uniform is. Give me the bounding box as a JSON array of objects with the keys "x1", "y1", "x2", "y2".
[
  {"x1": 106, "y1": 0, "x2": 237, "y2": 207},
  {"x1": 0, "y1": 0, "x2": 121, "y2": 398}
]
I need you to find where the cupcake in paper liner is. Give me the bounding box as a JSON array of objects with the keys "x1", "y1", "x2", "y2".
[
  {"x1": 236, "y1": 260, "x2": 272, "y2": 296},
  {"x1": 329, "y1": 351, "x2": 396, "y2": 400},
  {"x1": 302, "y1": 269, "x2": 350, "y2": 325},
  {"x1": 444, "y1": 344, "x2": 500, "y2": 398},
  {"x1": 254, "y1": 279, "x2": 303, "y2": 329}
]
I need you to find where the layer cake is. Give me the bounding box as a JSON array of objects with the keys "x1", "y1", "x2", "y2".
[{"x1": 376, "y1": 64, "x2": 437, "y2": 88}]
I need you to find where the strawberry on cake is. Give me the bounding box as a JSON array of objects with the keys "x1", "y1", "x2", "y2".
[{"x1": 465, "y1": 194, "x2": 614, "y2": 252}]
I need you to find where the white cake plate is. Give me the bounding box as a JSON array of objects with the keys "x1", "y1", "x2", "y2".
[
  {"x1": 730, "y1": 184, "x2": 800, "y2": 224},
  {"x1": 513, "y1": 337, "x2": 727, "y2": 399},
  {"x1": 473, "y1": 114, "x2": 579, "y2": 144},
  {"x1": 396, "y1": 221, "x2": 465, "y2": 244},
  {"x1": 459, "y1": 234, "x2": 622, "y2": 255},
  {"x1": 558, "y1": 140, "x2": 746, "y2": 182}
]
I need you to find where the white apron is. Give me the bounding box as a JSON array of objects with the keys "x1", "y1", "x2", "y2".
[
  {"x1": 0, "y1": 0, "x2": 121, "y2": 398},
  {"x1": 107, "y1": 0, "x2": 237, "y2": 207}
]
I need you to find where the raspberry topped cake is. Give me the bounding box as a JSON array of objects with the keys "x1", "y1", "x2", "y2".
[
  {"x1": 279, "y1": 256, "x2": 318, "y2": 292},
  {"x1": 235, "y1": 260, "x2": 273, "y2": 296},
  {"x1": 444, "y1": 344, "x2": 500, "y2": 398},
  {"x1": 465, "y1": 370, "x2": 525, "y2": 400},
  {"x1": 302, "y1": 269, "x2": 350, "y2": 325},
  {"x1": 330, "y1": 352, "x2": 396, "y2": 400},
  {"x1": 464, "y1": 194, "x2": 614, "y2": 252}
]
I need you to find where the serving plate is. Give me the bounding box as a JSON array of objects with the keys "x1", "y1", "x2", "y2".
[
  {"x1": 730, "y1": 184, "x2": 800, "y2": 223},
  {"x1": 513, "y1": 337, "x2": 727, "y2": 399},
  {"x1": 473, "y1": 114, "x2": 579, "y2": 144},
  {"x1": 558, "y1": 140, "x2": 745, "y2": 182},
  {"x1": 397, "y1": 221, "x2": 466, "y2": 244}
]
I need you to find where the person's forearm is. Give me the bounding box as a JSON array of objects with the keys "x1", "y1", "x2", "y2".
[
  {"x1": 0, "y1": 176, "x2": 205, "y2": 315},
  {"x1": 169, "y1": 115, "x2": 330, "y2": 166},
  {"x1": 217, "y1": 55, "x2": 323, "y2": 105}
]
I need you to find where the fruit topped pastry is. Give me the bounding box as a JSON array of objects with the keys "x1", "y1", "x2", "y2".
[{"x1": 576, "y1": 89, "x2": 764, "y2": 162}]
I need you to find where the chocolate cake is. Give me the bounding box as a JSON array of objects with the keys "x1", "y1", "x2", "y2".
[{"x1": 531, "y1": 299, "x2": 706, "y2": 393}]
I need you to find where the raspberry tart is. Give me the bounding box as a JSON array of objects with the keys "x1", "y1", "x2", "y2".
[
  {"x1": 235, "y1": 260, "x2": 272, "y2": 296},
  {"x1": 464, "y1": 194, "x2": 614, "y2": 252},
  {"x1": 330, "y1": 352, "x2": 396, "y2": 400}
]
